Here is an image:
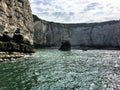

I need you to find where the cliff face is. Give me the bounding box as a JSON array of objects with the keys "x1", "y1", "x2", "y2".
[
  {"x1": 33, "y1": 15, "x2": 120, "y2": 49},
  {"x1": 0, "y1": 0, "x2": 34, "y2": 52}
]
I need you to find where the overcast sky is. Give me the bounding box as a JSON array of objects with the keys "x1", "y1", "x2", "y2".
[{"x1": 29, "y1": 0, "x2": 120, "y2": 23}]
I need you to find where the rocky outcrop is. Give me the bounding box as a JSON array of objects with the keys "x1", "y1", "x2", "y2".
[
  {"x1": 33, "y1": 15, "x2": 120, "y2": 49},
  {"x1": 0, "y1": 0, "x2": 34, "y2": 53},
  {"x1": 59, "y1": 40, "x2": 71, "y2": 51}
]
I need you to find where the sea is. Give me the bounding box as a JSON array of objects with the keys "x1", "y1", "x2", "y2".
[{"x1": 0, "y1": 49, "x2": 120, "y2": 90}]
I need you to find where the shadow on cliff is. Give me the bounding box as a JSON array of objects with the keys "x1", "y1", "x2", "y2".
[{"x1": 0, "y1": 28, "x2": 34, "y2": 53}]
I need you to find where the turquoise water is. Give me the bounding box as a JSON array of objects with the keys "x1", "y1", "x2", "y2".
[{"x1": 0, "y1": 49, "x2": 120, "y2": 90}]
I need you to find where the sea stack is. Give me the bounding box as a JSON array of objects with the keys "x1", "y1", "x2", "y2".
[
  {"x1": 59, "y1": 40, "x2": 71, "y2": 51},
  {"x1": 0, "y1": 0, "x2": 34, "y2": 53}
]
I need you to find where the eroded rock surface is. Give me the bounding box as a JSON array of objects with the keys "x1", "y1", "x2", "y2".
[
  {"x1": 0, "y1": 0, "x2": 34, "y2": 52},
  {"x1": 33, "y1": 15, "x2": 120, "y2": 49}
]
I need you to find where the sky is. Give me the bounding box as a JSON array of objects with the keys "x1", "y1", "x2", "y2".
[{"x1": 29, "y1": 0, "x2": 120, "y2": 23}]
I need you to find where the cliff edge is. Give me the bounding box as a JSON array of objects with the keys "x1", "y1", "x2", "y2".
[{"x1": 33, "y1": 15, "x2": 120, "y2": 50}]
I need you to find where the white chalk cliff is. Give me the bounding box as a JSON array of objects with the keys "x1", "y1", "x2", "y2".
[{"x1": 33, "y1": 15, "x2": 120, "y2": 49}]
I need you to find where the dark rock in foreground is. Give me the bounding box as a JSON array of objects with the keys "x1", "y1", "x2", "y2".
[
  {"x1": 0, "y1": 28, "x2": 34, "y2": 53},
  {"x1": 0, "y1": 41, "x2": 34, "y2": 53},
  {"x1": 59, "y1": 40, "x2": 71, "y2": 51}
]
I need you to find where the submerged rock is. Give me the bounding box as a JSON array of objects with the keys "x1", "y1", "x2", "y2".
[{"x1": 59, "y1": 40, "x2": 71, "y2": 51}]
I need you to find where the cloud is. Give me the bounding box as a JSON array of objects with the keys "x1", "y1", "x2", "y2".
[
  {"x1": 29, "y1": 0, "x2": 120, "y2": 23},
  {"x1": 84, "y1": 2, "x2": 101, "y2": 11}
]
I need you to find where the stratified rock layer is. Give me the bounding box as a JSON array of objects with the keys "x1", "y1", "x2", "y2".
[
  {"x1": 33, "y1": 15, "x2": 120, "y2": 49},
  {"x1": 0, "y1": 0, "x2": 34, "y2": 52}
]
